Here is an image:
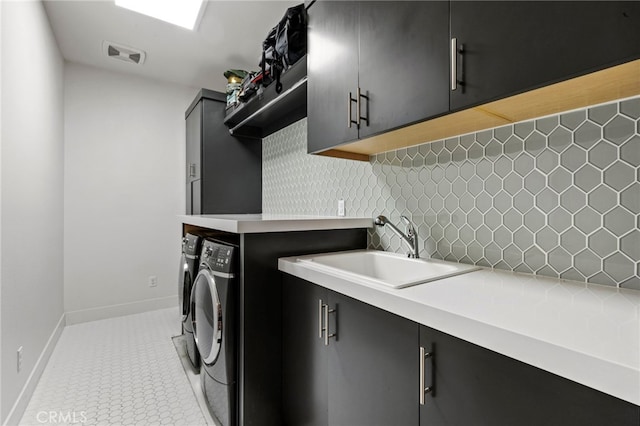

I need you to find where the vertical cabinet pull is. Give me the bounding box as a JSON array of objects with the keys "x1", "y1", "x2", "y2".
[
  {"x1": 324, "y1": 303, "x2": 336, "y2": 346},
  {"x1": 357, "y1": 87, "x2": 369, "y2": 127},
  {"x1": 451, "y1": 38, "x2": 465, "y2": 91},
  {"x1": 318, "y1": 299, "x2": 325, "y2": 339},
  {"x1": 419, "y1": 346, "x2": 434, "y2": 405},
  {"x1": 318, "y1": 299, "x2": 336, "y2": 345},
  {"x1": 188, "y1": 163, "x2": 197, "y2": 178},
  {"x1": 348, "y1": 89, "x2": 369, "y2": 129},
  {"x1": 451, "y1": 38, "x2": 458, "y2": 91},
  {"x1": 348, "y1": 92, "x2": 358, "y2": 128}
]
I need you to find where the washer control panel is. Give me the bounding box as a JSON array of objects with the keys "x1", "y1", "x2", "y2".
[
  {"x1": 200, "y1": 240, "x2": 236, "y2": 274},
  {"x1": 182, "y1": 233, "x2": 201, "y2": 256}
]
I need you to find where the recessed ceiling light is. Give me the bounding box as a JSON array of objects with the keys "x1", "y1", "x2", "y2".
[{"x1": 115, "y1": 0, "x2": 206, "y2": 30}]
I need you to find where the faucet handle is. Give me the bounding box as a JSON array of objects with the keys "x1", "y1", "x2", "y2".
[{"x1": 400, "y1": 215, "x2": 415, "y2": 236}]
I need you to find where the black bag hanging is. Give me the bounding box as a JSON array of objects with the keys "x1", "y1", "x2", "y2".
[
  {"x1": 275, "y1": 3, "x2": 308, "y2": 68},
  {"x1": 260, "y1": 25, "x2": 279, "y2": 89},
  {"x1": 260, "y1": 3, "x2": 308, "y2": 94}
]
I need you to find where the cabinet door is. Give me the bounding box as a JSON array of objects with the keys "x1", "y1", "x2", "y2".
[
  {"x1": 307, "y1": 0, "x2": 360, "y2": 153},
  {"x1": 185, "y1": 101, "x2": 202, "y2": 214},
  {"x1": 450, "y1": 1, "x2": 640, "y2": 111},
  {"x1": 419, "y1": 326, "x2": 640, "y2": 426},
  {"x1": 328, "y1": 291, "x2": 419, "y2": 426},
  {"x1": 282, "y1": 275, "x2": 328, "y2": 426},
  {"x1": 186, "y1": 100, "x2": 201, "y2": 183},
  {"x1": 358, "y1": 1, "x2": 449, "y2": 139}
]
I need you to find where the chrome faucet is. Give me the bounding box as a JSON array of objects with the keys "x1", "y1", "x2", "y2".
[{"x1": 374, "y1": 215, "x2": 420, "y2": 258}]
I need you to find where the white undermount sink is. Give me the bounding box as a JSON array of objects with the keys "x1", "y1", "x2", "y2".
[{"x1": 296, "y1": 250, "x2": 480, "y2": 289}]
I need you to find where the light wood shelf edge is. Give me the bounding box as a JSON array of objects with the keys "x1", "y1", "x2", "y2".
[
  {"x1": 317, "y1": 59, "x2": 640, "y2": 161},
  {"x1": 316, "y1": 149, "x2": 370, "y2": 162}
]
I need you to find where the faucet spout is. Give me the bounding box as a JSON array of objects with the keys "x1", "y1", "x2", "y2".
[{"x1": 374, "y1": 215, "x2": 420, "y2": 258}]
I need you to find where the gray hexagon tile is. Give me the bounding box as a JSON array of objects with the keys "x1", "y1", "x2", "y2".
[
  {"x1": 574, "y1": 120, "x2": 601, "y2": 150},
  {"x1": 620, "y1": 97, "x2": 640, "y2": 119},
  {"x1": 560, "y1": 110, "x2": 586, "y2": 130},
  {"x1": 536, "y1": 116, "x2": 559, "y2": 135},
  {"x1": 603, "y1": 115, "x2": 634, "y2": 145},
  {"x1": 620, "y1": 135, "x2": 640, "y2": 167},
  {"x1": 588, "y1": 103, "x2": 617, "y2": 125},
  {"x1": 263, "y1": 96, "x2": 640, "y2": 289}
]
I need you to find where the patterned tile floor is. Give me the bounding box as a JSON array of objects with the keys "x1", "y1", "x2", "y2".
[{"x1": 19, "y1": 308, "x2": 207, "y2": 426}]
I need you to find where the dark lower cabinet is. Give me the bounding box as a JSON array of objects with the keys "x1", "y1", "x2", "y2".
[
  {"x1": 419, "y1": 326, "x2": 640, "y2": 426},
  {"x1": 282, "y1": 274, "x2": 640, "y2": 426},
  {"x1": 327, "y1": 291, "x2": 418, "y2": 426},
  {"x1": 282, "y1": 275, "x2": 328, "y2": 426},
  {"x1": 282, "y1": 275, "x2": 418, "y2": 426},
  {"x1": 184, "y1": 225, "x2": 367, "y2": 426},
  {"x1": 239, "y1": 229, "x2": 367, "y2": 426}
]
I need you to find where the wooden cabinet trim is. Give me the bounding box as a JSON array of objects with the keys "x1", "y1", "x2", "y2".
[{"x1": 319, "y1": 59, "x2": 640, "y2": 160}]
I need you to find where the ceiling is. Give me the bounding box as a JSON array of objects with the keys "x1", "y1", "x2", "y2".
[{"x1": 43, "y1": 0, "x2": 300, "y2": 92}]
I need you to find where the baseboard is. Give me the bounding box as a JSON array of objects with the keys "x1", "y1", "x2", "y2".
[
  {"x1": 65, "y1": 296, "x2": 178, "y2": 325},
  {"x1": 3, "y1": 312, "x2": 66, "y2": 426}
]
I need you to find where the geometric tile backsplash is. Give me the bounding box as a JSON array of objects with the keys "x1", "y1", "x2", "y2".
[{"x1": 263, "y1": 96, "x2": 640, "y2": 290}]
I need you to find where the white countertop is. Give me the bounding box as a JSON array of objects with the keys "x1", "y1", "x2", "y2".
[
  {"x1": 179, "y1": 214, "x2": 372, "y2": 233},
  {"x1": 279, "y1": 253, "x2": 640, "y2": 405}
]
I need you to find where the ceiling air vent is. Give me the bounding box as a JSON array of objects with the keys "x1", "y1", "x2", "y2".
[{"x1": 102, "y1": 41, "x2": 146, "y2": 65}]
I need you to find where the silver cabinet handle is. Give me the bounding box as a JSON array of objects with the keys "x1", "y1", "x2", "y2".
[
  {"x1": 419, "y1": 346, "x2": 434, "y2": 405},
  {"x1": 323, "y1": 303, "x2": 336, "y2": 346},
  {"x1": 318, "y1": 299, "x2": 324, "y2": 339},
  {"x1": 451, "y1": 38, "x2": 465, "y2": 91},
  {"x1": 188, "y1": 163, "x2": 197, "y2": 178},
  {"x1": 451, "y1": 38, "x2": 457, "y2": 91}
]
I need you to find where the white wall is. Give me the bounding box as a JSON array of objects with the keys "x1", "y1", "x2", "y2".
[
  {"x1": 0, "y1": 0, "x2": 4, "y2": 418},
  {"x1": 64, "y1": 63, "x2": 195, "y2": 323},
  {"x1": 1, "y1": 0, "x2": 65, "y2": 422}
]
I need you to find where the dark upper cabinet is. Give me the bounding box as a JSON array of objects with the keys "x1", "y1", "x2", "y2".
[
  {"x1": 419, "y1": 325, "x2": 640, "y2": 426},
  {"x1": 307, "y1": 1, "x2": 640, "y2": 156},
  {"x1": 358, "y1": 1, "x2": 449, "y2": 140},
  {"x1": 307, "y1": 0, "x2": 360, "y2": 153},
  {"x1": 282, "y1": 274, "x2": 419, "y2": 426},
  {"x1": 307, "y1": 1, "x2": 449, "y2": 153},
  {"x1": 185, "y1": 90, "x2": 262, "y2": 215},
  {"x1": 450, "y1": 1, "x2": 640, "y2": 111}
]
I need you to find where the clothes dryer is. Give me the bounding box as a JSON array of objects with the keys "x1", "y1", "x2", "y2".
[
  {"x1": 178, "y1": 233, "x2": 202, "y2": 370},
  {"x1": 192, "y1": 240, "x2": 239, "y2": 426}
]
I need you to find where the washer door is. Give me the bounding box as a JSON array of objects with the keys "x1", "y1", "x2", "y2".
[
  {"x1": 191, "y1": 269, "x2": 222, "y2": 366},
  {"x1": 178, "y1": 254, "x2": 191, "y2": 323}
]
